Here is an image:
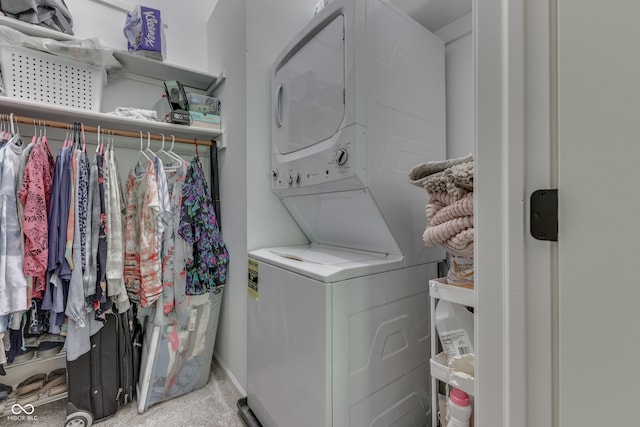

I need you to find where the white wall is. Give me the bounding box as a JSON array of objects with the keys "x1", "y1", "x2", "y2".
[
  {"x1": 202, "y1": 0, "x2": 315, "y2": 394},
  {"x1": 66, "y1": 0, "x2": 217, "y2": 71},
  {"x1": 436, "y1": 13, "x2": 473, "y2": 159},
  {"x1": 207, "y1": 0, "x2": 249, "y2": 394},
  {"x1": 245, "y1": 0, "x2": 312, "y2": 252}
]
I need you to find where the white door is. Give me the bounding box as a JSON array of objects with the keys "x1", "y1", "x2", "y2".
[{"x1": 557, "y1": 0, "x2": 640, "y2": 425}]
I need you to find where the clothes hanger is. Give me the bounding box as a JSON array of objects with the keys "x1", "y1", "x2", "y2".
[
  {"x1": 103, "y1": 128, "x2": 109, "y2": 154},
  {"x1": 32, "y1": 119, "x2": 38, "y2": 145},
  {"x1": 9, "y1": 113, "x2": 21, "y2": 146},
  {"x1": 0, "y1": 115, "x2": 6, "y2": 140},
  {"x1": 40, "y1": 120, "x2": 50, "y2": 151},
  {"x1": 157, "y1": 133, "x2": 181, "y2": 167},
  {"x1": 145, "y1": 132, "x2": 156, "y2": 159},
  {"x1": 138, "y1": 131, "x2": 151, "y2": 162},
  {"x1": 72, "y1": 122, "x2": 78, "y2": 149},
  {"x1": 96, "y1": 125, "x2": 102, "y2": 154},
  {"x1": 108, "y1": 129, "x2": 114, "y2": 152},
  {"x1": 9, "y1": 113, "x2": 16, "y2": 136},
  {"x1": 2, "y1": 115, "x2": 8, "y2": 140},
  {"x1": 62, "y1": 124, "x2": 69, "y2": 148},
  {"x1": 80, "y1": 123, "x2": 86, "y2": 153},
  {"x1": 167, "y1": 135, "x2": 184, "y2": 163}
]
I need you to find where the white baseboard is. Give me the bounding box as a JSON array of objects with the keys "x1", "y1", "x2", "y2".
[{"x1": 213, "y1": 351, "x2": 247, "y2": 397}]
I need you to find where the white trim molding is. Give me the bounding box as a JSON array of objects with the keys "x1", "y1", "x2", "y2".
[{"x1": 474, "y1": 0, "x2": 554, "y2": 426}]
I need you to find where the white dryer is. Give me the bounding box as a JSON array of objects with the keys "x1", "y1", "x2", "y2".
[{"x1": 246, "y1": 0, "x2": 446, "y2": 425}]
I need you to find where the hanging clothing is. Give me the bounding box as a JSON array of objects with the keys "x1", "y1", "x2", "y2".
[
  {"x1": 18, "y1": 136, "x2": 55, "y2": 299},
  {"x1": 154, "y1": 156, "x2": 171, "y2": 253},
  {"x1": 50, "y1": 145, "x2": 73, "y2": 281},
  {"x1": 105, "y1": 145, "x2": 129, "y2": 312},
  {"x1": 44, "y1": 145, "x2": 73, "y2": 333},
  {"x1": 77, "y1": 150, "x2": 89, "y2": 273},
  {"x1": 124, "y1": 159, "x2": 162, "y2": 307},
  {"x1": 14, "y1": 136, "x2": 35, "y2": 303},
  {"x1": 0, "y1": 135, "x2": 28, "y2": 315},
  {"x1": 178, "y1": 157, "x2": 228, "y2": 295},
  {"x1": 161, "y1": 160, "x2": 188, "y2": 325},
  {"x1": 85, "y1": 151, "x2": 112, "y2": 320},
  {"x1": 67, "y1": 148, "x2": 105, "y2": 361},
  {"x1": 14, "y1": 136, "x2": 35, "y2": 232},
  {"x1": 66, "y1": 149, "x2": 88, "y2": 328}
]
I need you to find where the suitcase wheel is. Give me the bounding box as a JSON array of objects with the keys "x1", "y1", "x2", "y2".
[{"x1": 65, "y1": 410, "x2": 93, "y2": 427}]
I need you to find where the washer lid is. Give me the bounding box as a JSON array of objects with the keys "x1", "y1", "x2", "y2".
[{"x1": 249, "y1": 244, "x2": 403, "y2": 283}]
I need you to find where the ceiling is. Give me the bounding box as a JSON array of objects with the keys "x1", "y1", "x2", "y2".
[{"x1": 389, "y1": 0, "x2": 472, "y2": 32}]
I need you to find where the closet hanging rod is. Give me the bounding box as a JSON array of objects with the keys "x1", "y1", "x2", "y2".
[{"x1": 0, "y1": 113, "x2": 213, "y2": 147}]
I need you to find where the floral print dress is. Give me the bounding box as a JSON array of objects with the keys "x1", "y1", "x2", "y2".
[
  {"x1": 178, "y1": 157, "x2": 228, "y2": 295},
  {"x1": 124, "y1": 160, "x2": 162, "y2": 306}
]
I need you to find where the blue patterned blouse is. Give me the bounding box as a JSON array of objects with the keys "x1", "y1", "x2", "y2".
[{"x1": 178, "y1": 156, "x2": 228, "y2": 294}]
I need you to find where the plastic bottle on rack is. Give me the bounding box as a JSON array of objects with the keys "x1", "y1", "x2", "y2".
[
  {"x1": 447, "y1": 387, "x2": 472, "y2": 427},
  {"x1": 434, "y1": 299, "x2": 474, "y2": 360}
]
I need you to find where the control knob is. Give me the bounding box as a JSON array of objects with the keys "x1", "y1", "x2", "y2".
[{"x1": 336, "y1": 148, "x2": 348, "y2": 166}]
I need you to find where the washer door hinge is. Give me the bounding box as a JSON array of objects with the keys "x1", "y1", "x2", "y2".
[{"x1": 530, "y1": 189, "x2": 558, "y2": 241}]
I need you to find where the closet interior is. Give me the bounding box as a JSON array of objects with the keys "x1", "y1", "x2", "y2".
[{"x1": 0, "y1": 13, "x2": 227, "y2": 426}]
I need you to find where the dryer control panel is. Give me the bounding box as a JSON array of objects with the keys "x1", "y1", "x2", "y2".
[{"x1": 271, "y1": 124, "x2": 367, "y2": 197}]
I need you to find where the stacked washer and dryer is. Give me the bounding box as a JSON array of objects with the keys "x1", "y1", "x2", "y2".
[{"x1": 246, "y1": 0, "x2": 446, "y2": 426}]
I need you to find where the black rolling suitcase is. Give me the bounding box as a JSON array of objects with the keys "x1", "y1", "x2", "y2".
[{"x1": 64, "y1": 308, "x2": 141, "y2": 427}]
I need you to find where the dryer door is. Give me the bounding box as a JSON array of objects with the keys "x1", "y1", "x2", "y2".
[{"x1": 272, "y1": 14, "x2": 345, "y2": 155}]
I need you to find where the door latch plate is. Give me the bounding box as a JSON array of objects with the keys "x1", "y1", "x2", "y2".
[{"x1": 530, "y1": 189, "x2": 558, "y2": 241}]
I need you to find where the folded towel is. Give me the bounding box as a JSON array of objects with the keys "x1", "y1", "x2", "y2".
[
  {"x1": 423, "y1": 216, "x2": 474, "y2": 247},
  {"x1": 108, "y1": 107, "x2": 158, "y2": 121},
  {"x1": 443, "y1": 228, "x2": 474, "y2": 258},
  {"x1": 409, "y1": 155, "x2": 474, "y2": 201},
  {"x1": 422, "y1": 189, "x2": 474, "y2": 258},
  {"x1": 430, "y1": 193, "x2": 473, "y2": 226},
  {"x1": 408, "y1": 153, "x2": 473, "y2": 188}
]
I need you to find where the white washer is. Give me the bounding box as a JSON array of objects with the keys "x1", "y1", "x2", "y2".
[
  {"x1": 248, "y1": 245, "x2": 436, "y2": 427},
  {"x1": 247, "y1": 0, "x2": 446, "y2": 425}
]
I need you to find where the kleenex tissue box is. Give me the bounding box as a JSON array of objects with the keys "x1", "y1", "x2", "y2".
[{"x1": 124, "y1": 6, "x2": 165, "y2": 60}]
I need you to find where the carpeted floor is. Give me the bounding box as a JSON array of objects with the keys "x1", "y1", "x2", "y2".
[{"x1": 16, "y1": 359, "x2": 245, "y2": 427}]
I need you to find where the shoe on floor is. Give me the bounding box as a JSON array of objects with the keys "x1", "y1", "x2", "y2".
[
  {"x1": 41, "y1": 368, "x2": 67, "y2": 397},
  {"x1": 15, "y1": 373, "x2": 46, "y2": 404},
  {"x1": 36, "y1": 341, "x2": 63, "y2": 359},
  {"x1": 0, "y1": 383, "x2": 12, "y2": 399},
  {"x1": 11, "y1": 347, "x2": 37, "y2": 364}
]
